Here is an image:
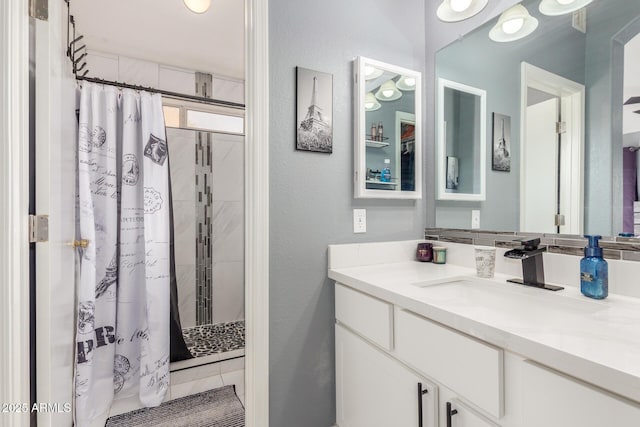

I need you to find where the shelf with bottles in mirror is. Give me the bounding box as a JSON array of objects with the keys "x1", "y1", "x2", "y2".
[{"x1": 365, "y1": 135, "x2": 389, "y2": 148}]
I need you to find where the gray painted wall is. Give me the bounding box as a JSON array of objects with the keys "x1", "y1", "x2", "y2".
[{"x1": 269, "y1": 0, "x2": 425, "y2": 425}]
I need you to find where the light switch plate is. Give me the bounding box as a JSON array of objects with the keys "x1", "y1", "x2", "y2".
[
  {"x1": 353, "y1": 209, "x2": 366, "y2": 233},
  {"x1": 471, "y1": 210, "x2": 480, "y2": 229}
]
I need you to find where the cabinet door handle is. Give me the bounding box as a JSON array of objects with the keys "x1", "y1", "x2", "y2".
[
  {"x1": 446, "y1": 402, "x2": 459, "y2": 427},
  {"x1": 417, "y1": 382, "x2": 429, "y2": 427}
]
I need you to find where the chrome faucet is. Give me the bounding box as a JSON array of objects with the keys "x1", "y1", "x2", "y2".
[{"x1": 503, "y1": 238, "x2": 564, "y2": 291}]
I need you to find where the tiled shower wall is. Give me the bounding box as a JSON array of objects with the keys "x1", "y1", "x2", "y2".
[
  {"x1": 195, "y1": 132, "x2": 213, "y2": 325},
  {"x1": 167, "y1": 128, "x2": 245, "y2": 328}
]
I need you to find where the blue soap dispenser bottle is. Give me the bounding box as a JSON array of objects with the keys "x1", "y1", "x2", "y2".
[{"x1": 580, "y1": 235, "x2": 608, "y2": 299}]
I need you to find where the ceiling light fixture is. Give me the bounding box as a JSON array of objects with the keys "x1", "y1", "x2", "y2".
[
  {"x1": 539, "y1": 0, "x2": 593, "y2": 16},
  {"x1": 489, "y1": 4, "x2": 539, "y2": 43},
  {"x1": 437, "y1": 0, "x2": 489, "y2": 23},
  {"x1": 365, "y1": 92, "x2": 382, "y2": 111},
  {"x1": 375, "y1": 80, "x2": 402, "y2": 101},
  {"x1": 183, "y1": 0, "x2": 211, "y2": 14},
  {"x1": 364, "y1": 65, "x2": 384, "y2": 81},
  {"x1": 396, "y1": 76, "x2": 417, "y2": 91}
]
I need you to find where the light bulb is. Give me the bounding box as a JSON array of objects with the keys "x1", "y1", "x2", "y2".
[
  {"x1": 450, "y1": 0, "x2": 473, "y2": 12},
  {"x1": 556, "y1": 0, "x2": 576, "y2": 4},
  {"x1": 365, "y1": 102, "x2": 374, "y2": 109},
  {"x1": 502, "y1": 18, "x2": 524, "y2": 34},
  {"x1": 183, "y1": 0, "x2": 211, "y2": 13},
  {"x1": 365, "y1": 66, "x2": 376, "y2": 77},
  {"x1": 382, "y1": 89, "x2": 394, "y2": 98},
  {"x1": 404, "y1": 77, "x2": 416, "y2": 87}
]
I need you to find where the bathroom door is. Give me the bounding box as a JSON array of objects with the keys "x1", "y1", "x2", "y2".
[
  {"x1": 521, "y1": 63, "x2": 584, "y2": 235},
  {"x1": 523, "y1": 97, "x2": 559, "y2": 233},
  {"x1": 33, "y1": 3, "x2": 78, "y2": 426}
]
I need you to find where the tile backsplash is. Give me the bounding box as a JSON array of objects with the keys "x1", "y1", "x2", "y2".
[{"x1": 425, "y1": 228, "x2": 640, "y2": 262}]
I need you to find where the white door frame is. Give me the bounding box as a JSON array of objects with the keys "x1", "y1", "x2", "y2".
[
  {"x1": 0, "y1": 0, "x2": 31, "y2": 426},
  {"x1": 244, "y1": 0, "x2": 270, "y2": 423},
  {"x1": 0, "y1": 0, "x2": 269, "y2": 426},
  {"x1": 520, "y1": 62, "x2": 585, "y2": 234}
]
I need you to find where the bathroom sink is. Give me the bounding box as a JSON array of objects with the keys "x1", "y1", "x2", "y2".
[
  {"x1": 412, "y1": 276, "x2": 489, "y2": 288},
  {"x1": 411, "y1": 276, "x2": 604, "y2": 317}
]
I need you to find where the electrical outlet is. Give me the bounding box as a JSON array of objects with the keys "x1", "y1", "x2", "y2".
[
  {"x1": 353, "y1": 209, "x2": 366, "y2": 233},
  {"x1": 471, "y1": 210, "x2": 480, "y2": 229}
]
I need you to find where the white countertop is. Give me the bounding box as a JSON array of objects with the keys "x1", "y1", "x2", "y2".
[{"x1": 329, "y1": 260, "x2": 640, "y2": 404}]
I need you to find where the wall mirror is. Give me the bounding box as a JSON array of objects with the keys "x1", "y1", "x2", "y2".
[
  {"x1": 354, "y1": 56, "x2": 422, "y2": 199},
  {"x1": 434, "y1": 0, "x2": 640, "y2": 237},
  {"x1": 437, "y1": 78, "x2": 487, "y2": 201}
]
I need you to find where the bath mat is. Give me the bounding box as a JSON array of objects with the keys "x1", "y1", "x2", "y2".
[{"x1": 105, "y1": 385, "x2": 244, "y2": 427}]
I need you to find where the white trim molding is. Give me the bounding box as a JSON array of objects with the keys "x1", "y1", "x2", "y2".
[
  {"x1": 244, "y1": 0, "x2": 269, "y2": 426},
  {"x1": 0, "y1": 0, "x2": 31, "y2": 426}
]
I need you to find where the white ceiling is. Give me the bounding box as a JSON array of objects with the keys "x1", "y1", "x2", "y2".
[
  {"x1": 624, "y1": 32, "x2": 640, "y2": 137},
  {"x1": 72, "y1": 0, "x2": 245, "y2": 80}
]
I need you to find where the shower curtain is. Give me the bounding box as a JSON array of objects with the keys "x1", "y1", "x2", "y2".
[{"x1": 75, "y1": 82, "x2": 171, "y2": 427}]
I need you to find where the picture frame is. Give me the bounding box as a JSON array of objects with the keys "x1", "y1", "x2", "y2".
[
  {"x1": 296, "y1": 67, "x2": 333, "y2": 153},
  {"x1": 492, "y1": 112, "x2": 511, "y2": 172}
]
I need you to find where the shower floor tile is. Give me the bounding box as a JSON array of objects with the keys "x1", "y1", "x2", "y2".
[{"x1": 182, "y1": 320, "x2": 245, "y2": 358}]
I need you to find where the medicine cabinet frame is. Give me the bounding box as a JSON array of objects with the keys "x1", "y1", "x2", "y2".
[
  {"x1": 354, "y1": 56, "x2": 423, "y2": 199},
  {"x1": 436, "y1": 78, "x2": 487, "y2": 201}
]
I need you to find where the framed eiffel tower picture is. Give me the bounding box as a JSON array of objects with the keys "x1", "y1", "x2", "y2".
[{"x1": 296, "y1": 67, "x2": 333, "y2": 153}]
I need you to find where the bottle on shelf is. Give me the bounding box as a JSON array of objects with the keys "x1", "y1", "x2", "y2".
[
  {"x1": 377, "y1": 122, "x2": 383, "y2": 141},
  {"x1": 381, "y1": 159, "x2": 391, "y2": 182},
  {"x1": 370, "y1": 122, "x2": 377, "y2": 141}
]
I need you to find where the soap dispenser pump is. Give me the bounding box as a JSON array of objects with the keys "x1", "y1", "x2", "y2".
[{"x1": 580, "y1": 235, "x2": 608, "y2": 300}]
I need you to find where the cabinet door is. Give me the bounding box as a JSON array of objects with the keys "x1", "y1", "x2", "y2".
[
  {"x1": 442, "y1": 399, "x2": 499, "y2": 427},
  {"x1": 521, "y1": 361, "x2": 640, "y2": 427},
  {"x1": 336, "y1": 324, "x2": 438, "y2": 427}
]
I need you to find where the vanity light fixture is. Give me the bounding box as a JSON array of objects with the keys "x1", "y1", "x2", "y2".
[
  {"x1": 364, "y1": 92, "x2": 382, "y2": 111},
  {"x1": 364, "y1": 65, "x2": 383, "y2": 80},
  {"x1": 489, "y1": 4, "x2": 539, "y2": 43},
  {"x1": 183, "y1": 0, "x2": 211, "y2": 14},
  {"x1": 436, "y1": 0, "x2": 489, "y2": 22},
  {"x1": 539, "y1": 0, "x2": 594, "y2": 16},
  {"x1": 396, "y1": 76, "x2": 417, "y2": 91},
  {"x1": 375, "y1": 80, "x2": 402, "y2": 101}
]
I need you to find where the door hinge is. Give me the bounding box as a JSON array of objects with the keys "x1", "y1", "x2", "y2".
[
  {"x1": 554, "y1": 214, "x2": 565, "y2": 227},
  {"x1": 29, "y1": 215, "x2": 49, "y2": 243},
  {"x1": 29, "y1": 0, "x2": 48, "y2": 20},
  {"x1": 556, "y1": 121, "x2": 567, "y2": 134}
]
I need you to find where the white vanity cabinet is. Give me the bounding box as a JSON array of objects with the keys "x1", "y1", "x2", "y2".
[
  {"x1": 438, "y1": 397, "x2": 499, "y2": 427},
  {"x1": 334, "y1": 280, "x2": 640, "y2": 427},
  {"x1": 335, "y1": 284, "x2": 438, "y2": 427},
  {"x1": 336, "y1": 325, "x2": 438, "y2": 427},
  {"x1": 394, "y1": 309, "x2": 503, "y2": 419},
  {"x1": 521, "y1": 361, "x2": 640, "y2": 427}
]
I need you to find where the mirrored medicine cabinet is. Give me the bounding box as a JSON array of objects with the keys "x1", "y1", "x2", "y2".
[{"x1": 354, "y1": 56, "x2": 422, "y2": 199}]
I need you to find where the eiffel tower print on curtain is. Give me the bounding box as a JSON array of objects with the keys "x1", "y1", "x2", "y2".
[{"x1": 296, "y1": 67, "x2": 333, "y2": 153}]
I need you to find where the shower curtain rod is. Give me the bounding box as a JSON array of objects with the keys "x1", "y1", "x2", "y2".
[{"x1": 76, "y1": 76, "x2": 246, "y2": 110}]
